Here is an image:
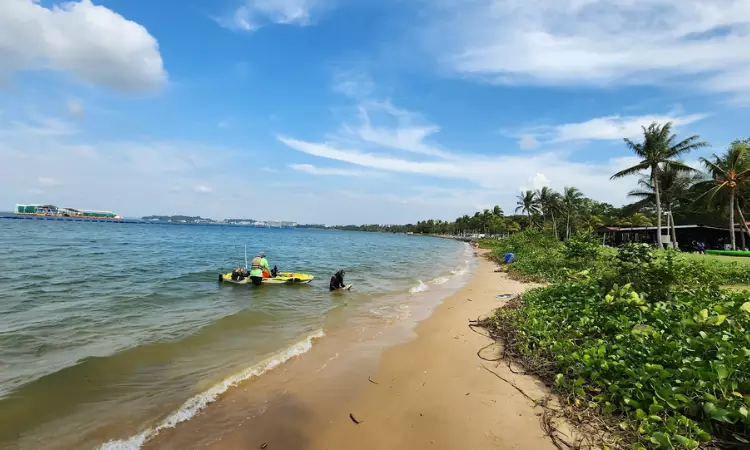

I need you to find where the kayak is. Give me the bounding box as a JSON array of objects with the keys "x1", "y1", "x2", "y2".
[{"x1": 219, "y1": 271, "x2": 314, "y2": 285}]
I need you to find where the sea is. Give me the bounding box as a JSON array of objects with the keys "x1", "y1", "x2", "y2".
[{"x1": 0, "y1": 220, "x2": 473, "y2": 450}]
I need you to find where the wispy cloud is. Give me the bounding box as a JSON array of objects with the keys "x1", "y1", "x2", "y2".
[
  {"x1": 424, "y1": 0, "x2": 750, "y2": 99},
  {"x1": 215, "y1": 0, "x2": 325, "y2": 32},
  {"x1": 510, "y1": 112, "x2": 707, "y2": 148},
  {"x1": 290, "y1": 163, "x2": 384, "y2": 177},
  {"x1": 1, "y1": 116, "x2": 77, "y2": 137},
  {"x1": 336, "y1": 101, "x2": 454, "y2": 159},
  {"x1": 278, "y1": 135, "x2": 640, "y2": 207}
]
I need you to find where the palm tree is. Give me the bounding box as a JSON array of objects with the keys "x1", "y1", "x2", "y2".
[
  {"x1": 611, "y1": 122, "x2": 707, "y2": 248},
  {"x1": 492, "y1": 205, "x2": 504, "y2": 217},
  {"x1": 696, "y1": 142, "x2": 750, "y2": 250},
  {"x1": 628, "y1": 163, "x2": 701, "y2": 248},
  {"x1": 536, "y1": 187, "x2": 561, "y2": 239},
  {"x1": 515, "y1": 190, "x2": 540, "y2": 225},
  {"x1": 562, "y1": 186, "x2": 584, "y2": 239}
]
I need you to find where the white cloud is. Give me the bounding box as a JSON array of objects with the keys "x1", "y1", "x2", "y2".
[
  {"x1": 278, "y1": 136, "x2": 638, "y2": 207},
  {"x1": 332, "y1": 70, "x2": 375, "y2": 99},
  {"x1": 425, "y1": 0, "x2": 750, "y2": 97},
  {"x1": 530, "y1": 173, "x2": 549, "y2": 190},
  {"x1": 290, "y1": 163, "x2": 383, "y2": 177},
  {"x1": 519, "y1": 134, "x2": 540, "y2": 150},
  {"x1": 194, "y1": 185, "x2": 213, "y2": 194},
  {"x1": 216, "y1": 0, "x2": 323, "y2": 32},
  {"x1": 518, "y1": 112, "x2": 707, "y2": 145},
  {"x1": 0, "y1": 0, "x2": 166, "y2": 92},
  {"x1": 337, "y1": 102, "x2": 454, "y2": 159}
]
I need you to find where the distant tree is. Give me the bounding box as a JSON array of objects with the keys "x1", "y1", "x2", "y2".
[
  {"x1": 696, "y1": 141, "x2": 750, "y2": 250},
  {"x1": 562, "y1": 186, "x2": 584, "y2": 240},
  {"x1": 611, "y1": 122, "x2": 707, "y2": 248},
  {"x1": 536, "y1": 187, "x2": 562, "y2": 239},
  {"x1": 629, "y1": 163, "x2": 701, "y2": 248},
  {"x1": 515, "y1": 190, "x2": 541, "y2": 225}
]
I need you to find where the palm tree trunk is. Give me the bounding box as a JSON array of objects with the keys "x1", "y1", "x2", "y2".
[
  {"x1": 735, "y1": 198, "x2": 750, "y2": 249},
  {"x1": 668, "y1": 206, "x2": 678, "y2": 249},
  {"x1": 566, "y1": 211, "x2": 571, "y2": 240},
  {"x1": 730, "y1": 188, "x2": 736, "y2": 250},
  {"x1": 551, "y1": 211, "x2": 557, "y2": 239},
  {"x1": 652, "y1": 167, "x2": 663, "y2": 249}
]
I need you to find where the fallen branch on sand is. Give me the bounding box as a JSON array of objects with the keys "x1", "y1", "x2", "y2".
[
  {"x1": 349, "y1": 413, "x2": 362, "y2": 424},
  {"x1": 368, "y1": 376, "x2": 378, "y2": 385}
]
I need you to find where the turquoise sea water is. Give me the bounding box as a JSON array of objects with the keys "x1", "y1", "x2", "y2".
[{"x1": 0, "y1": 220, "x2": 470, "y2": 449}]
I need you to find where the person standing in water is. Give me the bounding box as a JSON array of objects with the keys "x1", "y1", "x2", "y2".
[
  {"x1": 329, "y1": 270, "x2": 346, "y2": 291},
  {"x1": 249, "y1": 252, "x2": 270, "y2": 285}
]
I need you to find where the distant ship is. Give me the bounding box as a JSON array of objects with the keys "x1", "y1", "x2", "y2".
[{"x1": 15, "y1": 204, "x2": 123, "y2": 220}]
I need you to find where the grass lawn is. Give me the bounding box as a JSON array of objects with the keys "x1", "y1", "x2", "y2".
[{"x1": 681, "y1": 252, "x2": 750, "y2": 264}]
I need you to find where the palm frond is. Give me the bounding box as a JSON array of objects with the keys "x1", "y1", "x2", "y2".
[{"x1": 611, "y1": 162, "x2": 649, "y2": 180}]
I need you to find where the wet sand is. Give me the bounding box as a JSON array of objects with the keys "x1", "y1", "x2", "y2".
[{"x1": 146, "y1": 251, "x2": 562, "y2": 450}]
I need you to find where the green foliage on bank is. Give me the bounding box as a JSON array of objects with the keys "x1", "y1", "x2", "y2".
[{"x1": 479, "y1": 231, "x2": 750, "y2": 448}]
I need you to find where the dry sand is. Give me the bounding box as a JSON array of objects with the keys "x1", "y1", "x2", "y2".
[{"x1": 305, "y1": 251, "x2": 560, "y2": 450}]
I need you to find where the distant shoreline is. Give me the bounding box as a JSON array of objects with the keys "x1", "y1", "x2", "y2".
[{"x1": 0, "y1": 213, "x2": 295, "y2": 227}]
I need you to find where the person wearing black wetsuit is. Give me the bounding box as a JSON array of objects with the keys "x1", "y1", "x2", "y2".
[{"x1": 329, "y1": 270, "x2": 345, "y2": 291}]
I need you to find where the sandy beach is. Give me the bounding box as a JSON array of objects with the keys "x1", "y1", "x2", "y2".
[
  {"x1": 304, "y1": 251, "x2": 557, "y2": 450},
  {"x1": 144, "y1": 249, "x2": 564, "y2": 450}
]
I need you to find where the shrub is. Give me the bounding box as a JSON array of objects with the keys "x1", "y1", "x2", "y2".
[
  {"x1": 563, "y1": 233, "x2": 603, "y2": 262},
  {"x1": 483, "y1": 242, "x2": 750, "y2": 449}
]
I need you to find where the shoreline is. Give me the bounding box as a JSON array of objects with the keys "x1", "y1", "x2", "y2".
[
  {"x1": 301, "y1": 251, "x2": 559, "y2": 450},
  {"x1": 142, "y1": 249, "x2": 564, "y2": 450}
]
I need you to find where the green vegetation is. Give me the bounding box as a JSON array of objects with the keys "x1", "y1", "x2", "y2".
[{"x1": 480, "y1": 232, "x2": 750, "y2": 449}]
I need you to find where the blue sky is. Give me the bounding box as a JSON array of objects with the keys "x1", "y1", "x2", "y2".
[{"x1": 1, "y1": 0, "x2": 750, "y2": 224}]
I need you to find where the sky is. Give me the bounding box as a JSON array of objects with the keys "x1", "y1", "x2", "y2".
[{"x1": 1, "y1": 0, "x2": 750, "y2": 224}]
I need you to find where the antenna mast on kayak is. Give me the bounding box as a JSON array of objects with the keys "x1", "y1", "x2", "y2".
[{"x1": 244, "y1": 244, "x2": 248, "y2": 270}]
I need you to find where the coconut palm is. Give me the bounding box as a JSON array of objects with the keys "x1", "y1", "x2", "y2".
[
  {"x1": 536, "y1": 187, "x2": 562, "y2": 238},
  {"x1": 696, "y1": 142, "x2": 750, "y2": 250},
  {"x1": 628, "y1": 163, "x2": 701, "y2": 248},
  {"x1": 562, "y1": 186, "x2": 584, "y2": 239},
  {"x1": 515, "y1": 190, "x2": 540, "y2": 225},
  {"x1": 611, "y1": 122, "x2": 707, "y2": 248},
  {"x1": 492, "y1": 205, "x2": 504, "y2": 217}
]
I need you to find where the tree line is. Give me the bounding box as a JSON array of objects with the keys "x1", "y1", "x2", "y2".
[{"x1": 300, "y1": 124, "x2": 750, "y2": 249}]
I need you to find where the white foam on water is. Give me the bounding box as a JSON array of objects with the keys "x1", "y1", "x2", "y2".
[
  {"x1": 98, "y1": 328, "x2": 325, "y2": 450},
  {"x1": 369, "y1": 304, "x2": 411, "y2": 323},
  {"x1": 428, "y1": 276, "x2": 450, "y2": 285},
  {"x1": 408, "y1": 280, "x2": 428, "y2": 294}
]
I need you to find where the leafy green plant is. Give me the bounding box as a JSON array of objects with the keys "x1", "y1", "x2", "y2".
[
  {"x1": 563, "y1": 233, "x2": 602, "y2": 266},
  {"x1": 483, "y1": 248, "x2": 750, "y2": 449}
]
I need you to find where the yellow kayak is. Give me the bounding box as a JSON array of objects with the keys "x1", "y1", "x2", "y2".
[{"x1": 219, "y1": 271, "x2": 314, "y2": 285}]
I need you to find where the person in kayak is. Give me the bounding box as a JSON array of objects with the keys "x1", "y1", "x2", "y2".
[
  {"x1": 249, "y1": 252, "x2": 270, "y2": 285},
  {"x1": 329, "y1": 270, "x2": 346, "y2": 291}
]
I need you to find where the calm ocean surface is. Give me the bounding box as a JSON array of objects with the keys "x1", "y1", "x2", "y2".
[{"x1": 0, "y1": 220, "x2": 470, "y2": 449}]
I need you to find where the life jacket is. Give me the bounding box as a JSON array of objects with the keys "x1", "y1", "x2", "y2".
[{"x1": 250, "y1": 256, "x2": 263, "y2": 270}]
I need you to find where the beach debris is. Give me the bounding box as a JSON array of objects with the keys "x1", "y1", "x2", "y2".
[
  {"x1": 496, "y1": 293, "x2": 514, "y2": 299},
  {"x1": 368, "y1": 376, "x2": 378, "y2": 385},
  {"x1": 349, "y1": 413, "x2": 362, "y2": 424},
  {"x1": 260, "y1": 443, "x2": 268, "y2": 449}
]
